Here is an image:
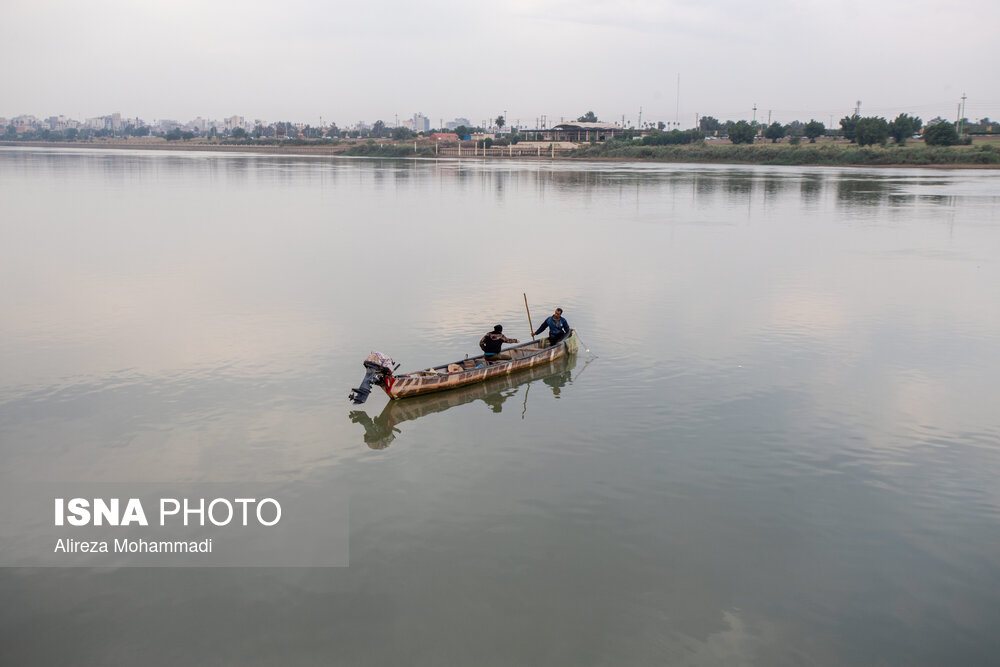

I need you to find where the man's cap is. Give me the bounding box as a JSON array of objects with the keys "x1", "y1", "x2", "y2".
[{"x1": 493, "y1": 325, "x2": 503, "y2": 333}]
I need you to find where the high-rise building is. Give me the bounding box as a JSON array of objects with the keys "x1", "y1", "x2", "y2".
[{"x1": 412, "y1": 113, "x2": 429, "y2": 132}]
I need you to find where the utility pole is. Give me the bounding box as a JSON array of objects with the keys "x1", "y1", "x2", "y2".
[
  {"x1": 855, "y1": 100, "x2": 861, "y2": 116},
  {"x1": 752, "y1": 104, "x2": 757, "y2": 124},
  {"x1": 767, "y1": 110, "x2": 771, "y2": 125},
  {"x1": 959, "y1": 93, "x2": 967, "y2": 136},
  {"x1": 638, "y1": 106, "x2": 642, "y2": 129}
]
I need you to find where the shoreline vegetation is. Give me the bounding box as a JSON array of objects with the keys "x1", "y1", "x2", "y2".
[
  {"x1": 3, "y1": 138, "x2": 999, "y2": 168},
  {"x1": 569, "y1": 141, "x2": 1000, "y2": 167}
]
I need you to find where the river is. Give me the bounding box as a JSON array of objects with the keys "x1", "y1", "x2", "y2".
[{"x1": 1, "y1": 147, "x2": 999, "y2": 665}]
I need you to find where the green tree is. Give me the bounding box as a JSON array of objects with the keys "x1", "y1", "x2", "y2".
[
  {"x1": 763, "y1": 122, "x2": 786, "y2": 143},
  {"x1": 65, "y1": 127, "x2": 79, "y2": 141},
  {"x1": 699, "y1": 116, "x2": 721, "y2": 133},
  {"x1": 804, "y1": 120, "x2": 825, "y2": 143},
  {"x1": 165, "y1": 129, "x2": 182, "y2": 141},
  {"x1": 494, "y1": 115, "x2": 505, "y2": 130},
  {"x1": 923, "y1": 121, "x2": 959, "y2": 146},
  {"x1": 888, "y1": 113, "x2": 922, "y2": 145},
  {"x1": 231, "y1": 127, "x2": 247, "y2": 139},
  {"x1": 391, "y1": 126, "x2": 415, "y2": 140},
  {"x1": 371, "y1": 120, "x2": 389, "y2": 138},
  {"x1": 840, "y1": 114, "x2": 861, "y2": 142},
  {"x1": 728, "y1": 120, "x2": 756, "y2": 144},
  {"x1": 854, "y1": 117, "x2": 889, "y2": 146},
  {"x1": 577, "y1": 111, "x2": 598, "y2": 123}
]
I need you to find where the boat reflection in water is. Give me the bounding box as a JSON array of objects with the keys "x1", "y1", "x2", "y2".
[{"x1": 349, "y1": 355, "x2": 579, "y2": 449}]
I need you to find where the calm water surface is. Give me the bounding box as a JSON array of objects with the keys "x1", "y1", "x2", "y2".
[{"x1": 1, "y1": 147, "x2": 999, "y2": 665}]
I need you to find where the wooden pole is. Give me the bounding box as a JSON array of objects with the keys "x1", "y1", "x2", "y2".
[{"x1": 524, "y1": 293, "x2": 535, "y2": 340}]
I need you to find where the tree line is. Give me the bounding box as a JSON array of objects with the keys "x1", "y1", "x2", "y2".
[{"x1": 696, "y1": 113, "x2": 970, "y2": 147}]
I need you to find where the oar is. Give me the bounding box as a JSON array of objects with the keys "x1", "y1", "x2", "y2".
[{"x1": 523, "y1": 293, "x2": 536, "y2": 341}]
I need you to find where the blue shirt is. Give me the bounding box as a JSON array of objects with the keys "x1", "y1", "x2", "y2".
[{"x1": 535, "y1": 315, "x2": 569, "y2": 337}]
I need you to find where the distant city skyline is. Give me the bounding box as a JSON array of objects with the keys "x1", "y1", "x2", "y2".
[
  {"x1": 3, "y1": 103, "x2": 993, "y2": 138},
  {"x1": 1, "y1": 112, "x2": 512, "y2": 135},
  {"x1": 2, "y1": 0, "x2": 997, "y2": 127}
]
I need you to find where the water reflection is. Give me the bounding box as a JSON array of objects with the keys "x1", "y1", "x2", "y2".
[
  {"x1": 761, "y1": 174, "x2": 789, "y2": 199},
  {"x1": 835, "y1": 175, "x2": 892, "y2": 208},
  {"x1": 4, "y1": 149, "x2": 986, "y2": 218},
  {"x1": 799, "y1": 173, "x2": 824, "y2": 205},
  {"x1": 725, "y1": 174, "x2": 753, "y2": 198},
  {"x1": 349, "y1": 355, "x2": 578, "y2": 449}
]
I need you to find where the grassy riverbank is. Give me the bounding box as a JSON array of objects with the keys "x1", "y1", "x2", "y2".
[
  {"x1": 4, "y1": 138, "x2": 1000, "y2": 167},
  {"x1": 569, "y1": 141, "x2": 1000, "y2": 166}
]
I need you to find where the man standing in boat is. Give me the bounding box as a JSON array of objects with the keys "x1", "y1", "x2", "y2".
[
  {"x1": 480, "y1": 325, "x2": 520, "y2": 361},
  {"x1": 534, "y1": 307, "x2": 571, "y2": 346}
]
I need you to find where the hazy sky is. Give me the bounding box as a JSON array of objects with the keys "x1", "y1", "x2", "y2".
[{"x1": 3, "y1": 0, "x2": 997, "y2": 127}]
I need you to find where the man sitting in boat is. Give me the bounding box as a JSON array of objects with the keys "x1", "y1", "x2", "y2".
[
  {"x1": 479, "y1": 325, "x2": 520, "y2": 361},
  {"x1": 534, "y1": 307, "x2": 571, "y2": 346}
]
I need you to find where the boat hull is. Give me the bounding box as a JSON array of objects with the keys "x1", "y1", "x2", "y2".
[{"x1": 385, "y1": 331, "x2": 579, "y2": 400}]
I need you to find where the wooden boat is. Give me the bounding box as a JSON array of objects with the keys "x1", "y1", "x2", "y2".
[
  {"x1": 350, "y1": 355, "x2": 577, "y2": 449},
  {"x1": 349, "y1": 331, "x2": 579, "y2": 404}
]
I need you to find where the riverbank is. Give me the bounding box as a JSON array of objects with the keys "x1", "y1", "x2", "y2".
[
  {"x1": 0, "y1": 139, "x2": 352, "y2": 156},
  {"x1": 4, "y1": 138, "x2": 999, "y2": 168},
  {"x1": 569, "y1": 141, "x2": 1000, "y2": 167}
]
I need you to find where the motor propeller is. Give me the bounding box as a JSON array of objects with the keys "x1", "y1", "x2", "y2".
[
  {"x1": 349, "y1": 362, "x2": 387, "y2": 405},
  {"x1": 348, "y1": 352, "x2": 397, "y2": 405}
]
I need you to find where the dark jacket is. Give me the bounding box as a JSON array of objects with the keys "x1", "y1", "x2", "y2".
[{"x1": 480, "y1": 331, "x2": 518, "y2": 354}]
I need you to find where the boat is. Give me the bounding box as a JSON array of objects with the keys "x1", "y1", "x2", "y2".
[
  {"x1": 349, "y1": 355, "x2": 577, "y2": 449},
  {"x1": 348, "y1": 330, "x2": 579, "y2": 404}
]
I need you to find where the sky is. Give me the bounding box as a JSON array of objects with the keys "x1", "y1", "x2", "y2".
[{"x1": 2, "y1": 0, "x2": 997, "y2": 128}]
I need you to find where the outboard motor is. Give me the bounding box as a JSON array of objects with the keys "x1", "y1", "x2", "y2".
[{"x1": 349, "y1": 351, "x2": 396, "y2": 404}]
